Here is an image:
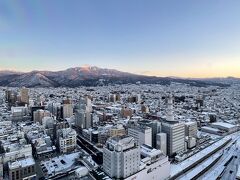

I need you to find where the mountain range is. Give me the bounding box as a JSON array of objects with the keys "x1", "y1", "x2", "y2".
[{"x1": 0, "y1": 66, "x2": 234, "y2": 88}]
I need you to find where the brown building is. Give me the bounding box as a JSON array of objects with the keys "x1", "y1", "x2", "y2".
[{"x1": 8, "y1": 157, "x2": 36, "y2": 180}]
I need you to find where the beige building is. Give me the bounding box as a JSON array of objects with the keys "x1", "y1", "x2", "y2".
[
  {"x1": 20, "y1": 88, "x2": 29, "y2": 104},
  {"x1": 33, "y1": 110, "x2": 51, "y2": 124},
  {"x1": 110, "y1": 124, "x2": 126, "y2": 137},
  {"x1": 8, "y1": 157, "x2": 36, "y2": 180}
]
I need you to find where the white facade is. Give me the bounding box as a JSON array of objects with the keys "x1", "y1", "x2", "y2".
[
  {"x1": 126, "y1": 156, "x2": 170, "y2": 180},
  {"x1": 126, "y1": 144, "x2": 170, "y2": 180},
  {"x1": 185, "y1": 121, "x2": 198, "y2": 138},
  {"x1": 161, "y1": 121, "x2": 185, "y2": 156},
  {"x1": 103, "y1": 136, "x2": 140, "y2": 179},
  {"x1": 128, "y1": 126, "x2": 152, "y2": 146},
  {"x1": 156, "y1": 133, "x2": 167, "y2": 155}
]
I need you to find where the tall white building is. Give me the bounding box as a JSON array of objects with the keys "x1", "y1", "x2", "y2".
[
  {"x1": 161, "y1": 121, "x2": 185, "y2": 156},
  {"x1": 103, "y1": 136, "x2": 140, "y2": 179},
  {"x1": 128, "y1": 126, "x2": 152, "y2": 146},
  {"x1": 166, "y1": 94, "x2": 174, "y2": 121},
  {"x1": 75, "y1": 97, "x2": 92, "y2": 129},
  {"x1": 156, "y1": 133, "x2": 167, "y2": 155},
  {"x1": 161, "y1": 95, "x2": 185, "y2": 156}
]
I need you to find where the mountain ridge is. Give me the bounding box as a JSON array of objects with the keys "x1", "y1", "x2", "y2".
[{"x1": 0, "y1": 66, "x2": 232, "y2": 87}]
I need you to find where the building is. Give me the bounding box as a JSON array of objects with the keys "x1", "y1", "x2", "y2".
[
  {"x1": 40, "y1": 152, "x2": 80, "y2": 179},
  {"x1": 110, "y1": 124, "x2": 126, "y2": 137},
  {"x1": 121, "y1": 106, "x2": 133, "y2": 118},
  {"x1": 11, "y1": 107, "x2": 28, "y2": 121},
  {"x1": 103, "y1": 136, "x2": 140, "y2": 179},
  {"x1": 33, "y1": 109, "x2": 51, "y2": 124},
  {"x1": 63, "y1": 104, "x2": 73, "y2": 119},
  {"x1": 57, "y1": 128, "x2": 77, "y2": 153},
  {"x1": 161, "y1": 120, "x2": 185, "y2": 156},
  {"x1": 128, "y1": 125, "x2": 152, "y2": 146},
  {"x1": 20, "y1": 88, "x2": 29, "y2": 105},
  {"x1": 75, "y1": 97, "x2": 92, "y2": 129},
  {"x1": 185, "y1": 121, "x2": 198, "y2": 138},
  {"x1": 210, "y1": 122, "x2": 238, "y2": 133},
  {"x1": 161, "y1": 95, "x2": 185, "y2": 156},
  {"x1": 126, "y1": 144, "x2": 170, "y2": 180},
  {"x1": 1, "y1": 144, "x2": 33, "y2": 165},
  {"x1": 138, "y1": 120, "x2": 160, "y2": 148},
  {"x1": 8, "y1": 157, "x2": 36, "y2": 180},
  {"x1": 75, "y1": 109, "x2": 92, "y2": 129},
  {"x1": 156, "y1": 133, "x2": 167, "y2": 155}
]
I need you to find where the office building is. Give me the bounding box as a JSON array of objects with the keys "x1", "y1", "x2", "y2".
[
  {"x1": 20, "y1": 87, "x2": 29, "y2": 105},
  {"x1": 128, "y1": 125, "x2": 152, "y2": 146},
  {"x1": 185, "y1": 121, "x2": 198, "y2": 138},
  {"x1": 139, "y1": 120, "x2": 160, "y2": 148},
  {"x1": 156, "y1": 133, "x2": 167, "y2": 155},
  {"x1": 63, "y1": 103, "x2": 73, "y2": 119},
  {"x1": 103, "y1": 136, "x2": 140, "y2": 179},
  {"x1": 33, "y1": 109, "x2": 51, "y2": 124},
  {"x1": 161, "y1": 120, "x2": 185, "y2": 156}
]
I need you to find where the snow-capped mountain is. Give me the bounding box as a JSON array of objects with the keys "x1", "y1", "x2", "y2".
[{"x1": 0, "y1": 66, "x2": 230, "y2": 87}]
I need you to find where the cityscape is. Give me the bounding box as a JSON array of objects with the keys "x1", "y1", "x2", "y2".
[{"x1": 1, "y1": 1, "x2": 240, "y2": 180}]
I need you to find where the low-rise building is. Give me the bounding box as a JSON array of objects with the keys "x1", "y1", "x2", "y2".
[{"x1": 8, "y1": 157, "x2": 36, "y2": 180}]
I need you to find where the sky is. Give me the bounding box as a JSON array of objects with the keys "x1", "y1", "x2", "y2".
[{"x1": 0, "y1": 0, "x2": 240, "y2": 78}]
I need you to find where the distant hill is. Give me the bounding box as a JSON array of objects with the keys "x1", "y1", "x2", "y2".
[{"x1": 0, "y1": 66, "x2": 230, "y2": 87}]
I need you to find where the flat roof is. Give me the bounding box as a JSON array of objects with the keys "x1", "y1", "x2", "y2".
[{"x1": 212, "y1": 122, "x2": 236, "y2": 129}]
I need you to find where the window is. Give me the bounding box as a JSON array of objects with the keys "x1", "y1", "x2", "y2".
[
  {"x1": 16, "y1": 171, "x2": 19, "y2": 179},
  {"x1": 28, "y1": 167, "x2": 31, "y2": 173},
  {"x1": 32, "y1": 166, "x2": 35, "y2": 172},
  {"x1": 12, "y1": 172, "x2": 15, "y2": 179}
]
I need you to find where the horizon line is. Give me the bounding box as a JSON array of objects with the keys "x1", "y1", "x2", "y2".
[{"x1": 0, "y1": 66, "x2": 239, "y2": 79}]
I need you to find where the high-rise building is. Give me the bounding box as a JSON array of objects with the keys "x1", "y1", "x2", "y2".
[
  {"x1": 20, "y1": 87, "x2": 29, "y2": 105},
  {"x1": 75, "y1": 109, "x2": 92, "y2": 129},
  {"x1": 161, "y1": 120, "x2": 185, "y2": 156},
  {"x1": 103, "y1": 136, "x2": 140, "y2": 179},
  {"x1": 166, "y1": 94, "x2": 174, "y2": 122},
  {"x1": 75, "y1": 97, "x2": 92, "y2": 129},
  {"x1": 156, "y1": 133, "x2": 167, "y2": 155},
  {"x1": 161, "y1": 95, "x2": 185, "y2": 156},
  {"x1": 128, "y1": 125, "x2": 152, "y2": 146},
  {"x1": 63, "y1": 103, "x2": 73, "y2": 119},
  {"x1": 138, "y1": 120, "x2": 160, "y2": 148}
]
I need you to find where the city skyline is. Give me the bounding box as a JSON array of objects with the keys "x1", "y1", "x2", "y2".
[{"x1": 1, "y1": 0, "x2": 240, "y2": 78}]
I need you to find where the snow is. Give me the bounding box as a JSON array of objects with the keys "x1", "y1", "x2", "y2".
[{"x1": 170, "y1": 137, "x2": 231, "y2": 177}]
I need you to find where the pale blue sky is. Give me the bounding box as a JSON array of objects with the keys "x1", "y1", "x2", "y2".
[{"x1": 0, "y1": 0, "x2": 240, "y2": 77}]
